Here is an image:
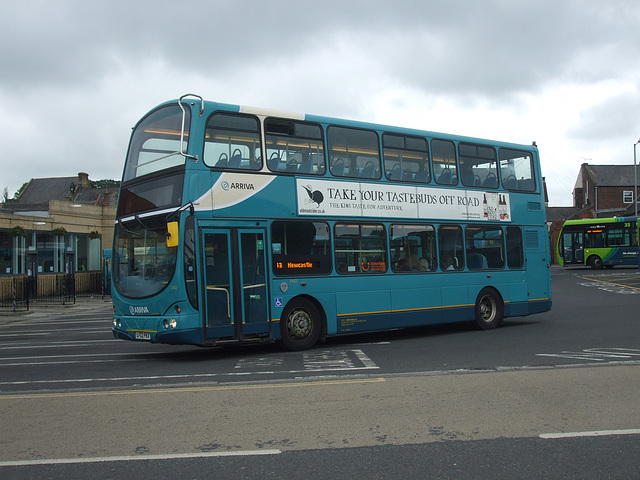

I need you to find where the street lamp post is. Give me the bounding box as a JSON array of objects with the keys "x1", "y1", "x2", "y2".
[
  {"x1": 635, "y1": 139, "x2": 640, "y2": 216},
  {"x1": 635, "y1": 139, "x2": 640, "y2": 271}
]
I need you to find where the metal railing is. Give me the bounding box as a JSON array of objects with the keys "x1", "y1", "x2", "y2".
[{"x1": 0, "y1": 272, "x2": 109, "y2": 311}]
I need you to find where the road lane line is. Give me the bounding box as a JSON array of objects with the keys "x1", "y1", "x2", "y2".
[
  {"x1": 540, "y1": 429, "x2": 640, "y2": 439},
  {"x1": 578, "y1": 275, "x2": 640, "y2": 291},
  {"x1": 0, "y1": 377, "x2": 386, "y2": 400},
  {"x1": 0, "y1": 358, "x2": 148, "y2": 366},
  {"x1": 0, "y1": 333, "x2": 52, "y2": 338},
  {"x1": 0, "y1": 364, "x2": 379, "y2": 386},
  {"x1": 0, "y1": 340, "x2": 121, "y2": 350},
  {"x1": 0, "y1": 352, "x2": 146, "y2": 361},
  {"x1": 1, "y1": 319, "x2": 109, "y2": 327},
  {"x1": 0, "y1": 373, "x2": 222, "y2": 386},
  {"x1": 0, "y1": 449, "x2": 282, "y2": 466},
  {"x1": 0, "y1": 327, "x2": 106, "y2": 335}
]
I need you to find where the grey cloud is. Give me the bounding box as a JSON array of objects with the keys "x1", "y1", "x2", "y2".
[
  {"x1": 568, "y1": 91, "x2": 640, "y2": 142},
  {"x1": 2, "y1": 0, "x2": 640, "y2": 205}
]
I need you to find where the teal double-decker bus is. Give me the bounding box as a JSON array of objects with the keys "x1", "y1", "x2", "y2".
[
  {"x1": 111, "y1": 94, "x2": 551, "y2": 350},
  {"x1": 556, "y1": 216, "x2": 639, "y2": 269}
]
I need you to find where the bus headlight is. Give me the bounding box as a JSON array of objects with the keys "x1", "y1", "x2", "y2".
[{"x1": 163, "y1": 318, "x2": 178, "y2": 329}]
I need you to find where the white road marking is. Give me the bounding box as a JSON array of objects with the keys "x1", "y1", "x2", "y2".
[
  {"x1": 0, "y1": 372, "x2": 221, "y2": 386},
  {"x1": 578, "y1": 281, "x2": 640, "y2": 295},
  {"x1": 0, "y1": 333, "x2": 52, "y2": 338},
  {"x1": 0, "y1": 352, "x2": 145, "y2": 361},
  {"x1": 0, "y1": 340, "x2": 119, "y2": 351},
  {"x1": 540, "y1": 429, "x2": 640, "y2": 439},
  {"x1": 0, "y1": 349, "x2": 380, "y2": 385},
  {"x1": 0, "y1": 449, "x2": 282, "y2": 467},
  {"x1": 536, "y1": 347, "x2": 640, "y2": 362},
  {"x1": 1, "y1": 319, "x2": 109, "y2": 327}
]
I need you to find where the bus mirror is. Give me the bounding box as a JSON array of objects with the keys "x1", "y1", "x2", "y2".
[{"x1": 166, "y1": 221, "x2": 179, "y2": 247}]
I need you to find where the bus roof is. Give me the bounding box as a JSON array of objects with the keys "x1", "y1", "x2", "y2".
[
  {"x1": 161, "y1": 97, "x2": 539, "y2": 153},
  {"x1": 562, "y1": 216, "x2": 639, "y2": 226}
]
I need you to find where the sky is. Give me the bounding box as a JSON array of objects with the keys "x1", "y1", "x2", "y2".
[{"x1": 1, "y1": 0, "x2": 640, "y2": 206}]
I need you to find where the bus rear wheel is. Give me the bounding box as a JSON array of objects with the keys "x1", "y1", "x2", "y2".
[
  {"x1": 589, "y1": 255, "x2": 603, "y2": 269},
  {"x1": 279, "y1": 298, "x2": 322, "y2": 351},
  {"x1": 474, "y1": 287, "x2": 503, "y2": 330}
]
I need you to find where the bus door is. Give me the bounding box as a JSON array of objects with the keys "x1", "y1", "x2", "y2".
[
  {"x1": 201, "y1": 228, "x2": 270, "y2": 341},
  {"x1": 561, "y1": 230, "x2": 584, "y2": 264}
]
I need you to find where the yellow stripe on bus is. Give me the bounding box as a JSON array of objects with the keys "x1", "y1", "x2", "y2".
[{"x1": 337, "y1": 304, "x2": 474, "y2": 317}]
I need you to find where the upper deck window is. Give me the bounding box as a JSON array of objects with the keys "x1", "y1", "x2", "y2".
[
  {"x1": 124, "y1": 105, "x2": 189, "y2": 182},
  {"x1": 117, "y1": 170, "x2": 184, "y2": 217},
  {"x1": 204, "y1": 113, "x2": 262, "y2": 171},
  {"x1": 327, "y1": 126, "x2": 381, "y2": 179},
  {"x1": 383, "y1": 134, "x2": 430, "y2": 183},
  {"x1": 458, "y1": 143, "x2": 498, "y2": 188},
  {"x1": 432, "y1": 139, "x2": 458, "y2": 186},
  {"x1": 265, "y1": 118, "x2": 326, "y2": 175},
  {"x1": 499, "y1": 149, "x2": 535, "y2": 192}
]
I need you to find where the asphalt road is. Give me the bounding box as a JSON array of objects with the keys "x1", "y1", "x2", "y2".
[{"x1": 1, "y1": 265, "x2": 639, "y2": 479}]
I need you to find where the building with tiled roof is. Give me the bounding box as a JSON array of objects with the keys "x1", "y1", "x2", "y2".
[
  {"x1": 573, "y1": 163, "x2": 638, "y2": 217},
  {"x1": 0, "y1": 173, "x2": 118, "y2": 276}
]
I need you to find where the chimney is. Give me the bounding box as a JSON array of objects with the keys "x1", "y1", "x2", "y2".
[{"x1": 78, "y1": 172, "x2": 91, "y2": 190}]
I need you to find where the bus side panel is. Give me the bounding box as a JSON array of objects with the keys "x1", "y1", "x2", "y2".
[
  {"x1": 600, "y1": 246, "x2": 638, "y2": 266},
  {"x1": 391, "y1": 287, "x2": 441, "y2": 320},
  {"x1": 525, "y1": 228, "x2": 552, "y2": 300},
  {"x1": 335, "y1": 290, "x2": 391, "y2": 333},
  {"x1": 390, "y1": 287, "x2": 444, "y2": 322},
  {"x1": 336, "y1": 287, "x2": 473, "y2": 333},
  {"x1": 441, "y1": 285, "x2": 472, "y2": 322},
  {"x1": 505, "y1": 280, "x2": 530, "y2": 316}
]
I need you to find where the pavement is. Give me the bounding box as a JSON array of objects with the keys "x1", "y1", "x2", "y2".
[{"x1": 0, "y1": 296, "x2": 113, "y2": 323}]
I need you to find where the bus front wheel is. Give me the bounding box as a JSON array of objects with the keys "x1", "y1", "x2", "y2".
[
  {"x1": 588, "y1": 255, "x2": 603, "y2": 269},
  {"x1": 279, "y1": 298, "x2": 322, "y2": 351},
  {"x1": 474, "y1": 287, "x2": 504, "y2": 330}
]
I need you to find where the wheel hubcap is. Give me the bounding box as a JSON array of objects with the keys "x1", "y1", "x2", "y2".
[
  {"x1": 288, "y1": 309, "x2": 312, "y2": 339},
  {"x1": 479, "y1": 296, "x2": 496, "y2": 323}
]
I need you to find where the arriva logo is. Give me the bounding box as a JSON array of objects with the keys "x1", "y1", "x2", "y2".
[
  {"x1": 221, "y1": 181, "x2": 255, "y2": 191},
  {"x1": 129, "y1": 306, "x2": 150, "y2": 315}
]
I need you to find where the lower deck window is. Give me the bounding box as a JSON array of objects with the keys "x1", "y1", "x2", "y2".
[
  {"x1": 271, "y1": 221, "x2": 331, "y2": 275},
  {"x1": 335, "y1": 223, "x2": 386, "y2": 274},
  {"x1": 438, "y1": 225, "x2": 464, "y2": 271},
  {"x1": 390, "y1": 224, "x2": 437, "y2": 272},
  {"x1": 465, "y1": 226, "x2": 505, "y2": 269},
  {"x1": 506, "y1": 226, "x2": 524, "y2": 269}
]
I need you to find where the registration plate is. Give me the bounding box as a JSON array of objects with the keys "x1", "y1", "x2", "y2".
[{"x1": 135, "y1": 332, "x2": 151, "y2": 340}]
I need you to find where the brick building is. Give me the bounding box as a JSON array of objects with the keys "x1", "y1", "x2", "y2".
[
  {"x1": 573, "y1": 163, "x2": 638, "y2": 216},
  {"x1": 547, "y1": 163, "x2": 639, "y2": 263}
]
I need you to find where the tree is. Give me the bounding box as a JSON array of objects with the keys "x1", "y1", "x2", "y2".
[
  {"x1": 91, "y1": 179, "x2": 121, "y2": 189},
  {"x1": 14, "y1": 180, "x2": 31, "y2": 199},
  {"x1": 1, "y1": 187, "x2": 8, "y2": 203}
]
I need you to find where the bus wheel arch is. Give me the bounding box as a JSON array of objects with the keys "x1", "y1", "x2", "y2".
[
  {"x1": 278, "y1": 295, "x2": 325, "y2": 351},
  {"x1": 588, "y1": 255, "x2": 603, "y2": 269},
  {"x1": 474, "y1": 287, "x2": 504, "y2": 330}
]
